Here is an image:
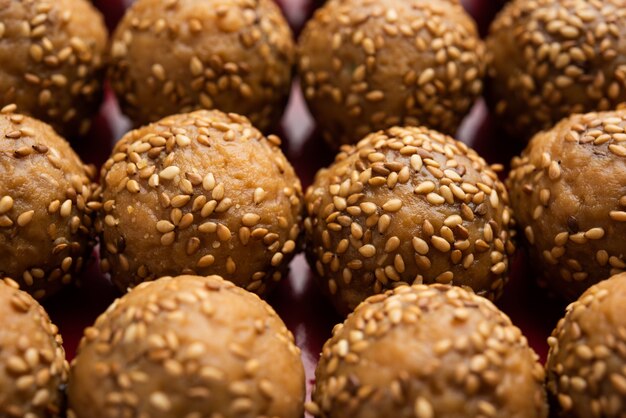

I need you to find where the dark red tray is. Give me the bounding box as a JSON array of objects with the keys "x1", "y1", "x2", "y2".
[{"x1": 46, "y1": 0, "x2": 568, "y2": 413}]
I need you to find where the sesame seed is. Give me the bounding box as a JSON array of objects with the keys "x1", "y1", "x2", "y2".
[
  {"x1": 241, "y1": 213, "x2": 261, "y2": 227},
  {"x1": 358, "y1": 244, "x2": 376, "y2": 258},
  {"x1": 159, "y1": 166, "x2": 180, "y2": 180},
  {"x1": 197, "y1": 254, "x2": 215, "y2": 267},
  {"x1": 0, "y1": 196, "x2": 14, "y2": 214},
  {"x1": 548, "y1": 161, "x2": 561, "y2": 180},
  {"x1": 610, "y1": 211, "x2": 626, "y2": 221},
  {"x1": 156, "y1": 220, "x2": 175, "y2": 233},
  {"x1": 126, "y1": 179, "x2": 140, "y2": 193},
  {"x1": 149, "y1": 392, "x2": 171, "y2": 411},
  {"x1": 609, "y1": 144, "x2": 626, "y2": 157},
  {"x1": 16, "y1": 210, "x2": 34, "y2": 227},
  {"x1": 382, "y1": 199, "x2": 402, "y2": 212},
  {"x1": 584, "y1": 227, "x2": 605, "y2": 240},
  {"x1": 426, "y1": 193, "x2": 445, "y2": 205},
  {"x1": 160, "y1": 232, "x2": 175, "y2": 246},
  {"x1": 412, "y1": 237, "x2": 429, "y2": 255},
  {"x1": 60, "y1": 199, "x2": 72, "y2": 217},
  {"x1": 431, "y1": 236, "x2": 451, "y2": 252}
]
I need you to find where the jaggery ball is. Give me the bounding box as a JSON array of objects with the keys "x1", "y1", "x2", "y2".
[
  {"x1": 109, "y1": 0, "x2": 295, "y2": 132},
  {"x1": 308, "y1": 284, "x2": 548, "y2": 418},
  {"x1": 98, "y1": 110, "x2": 302, "y2": 295},
  {"x1": 304, "y1": 126, "x2": 515, "y2": 315},
  {"x1": 546, "y1": 273, "x2": 626, "y2": 417},
  {"x1": 0, "y1": 107, "x2": 99, "y2": 300},
  {"x1": 0, "y1": 278, "x2": 68, "y2": 418},
  {"x1": 508, "y1": 109, "x2": 626, "y2": 301},
  {"x1": 67, "y1": 275, "x2": 306, "y2": 418},
  {"x1": 298, "y1": 0, "x2": 485, "y2": 148},
  {"x1": 486, "y1": 0, "x2": 626, "y2": 141},
  {"x1": 0, "y1": 0, "x2": 107, "y2": 138}
]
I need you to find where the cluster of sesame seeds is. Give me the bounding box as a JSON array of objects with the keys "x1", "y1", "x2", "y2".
[
  {"x1": 508, "y1": 110, "x2": 626, "y2": 300},
  {"x1": 98, "y1": 110, "x2": 302, "y2": 295},
  {"x1": 0, "y1": 0, "x2": 106, "y2": 137},
  {"x1": 0, "y1": 107, "x2": 99, "y2": 299},
  {"x1": 308, "y1": 284, "x2": 547, "y2": 417},
  {"x1": 546, "y1": 274, "x2": 626, "y2": 417},
  {"x1": 304, "y1": 125, "x2": 515, "y2": 314},
  {"x1": 298, "y1": 0, "x2": 485, "y2": 146},
  {"x1": 0, "y1": 278, "x2": 68, "y2": 418},
  {"x1": 109, "y1": 0, "x2": 294, "y2": 131},
  {"x1": 68, "y1": 275, "x2": 304, "y2": 418},
  {"x1": 487, "y1": 0, "x2": 626, "y2": 139}
]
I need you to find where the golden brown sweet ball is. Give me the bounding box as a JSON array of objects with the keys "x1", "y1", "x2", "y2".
[
  {"x1": 98, "y1": 110, "x2": 303, "y2": 295},
  {"x1": 508, "y1": 109, "x2": 626, "y2": 301},
  {"x1": 308, "y1": 284, "x2": 548, "y2": 418},
  {"x1": 67, "y1": 275, "x2": 306, "y2": 418},
  {"x1": 546, "y1": 273, "x2": 626, "y2": 417},
  {"x1": 0, "y1": 0, "x2": 107, "y2": 138},
  {"x1": 109, "y1": 0, "x2": 295, "y2": 132},
  {"x1": 298, "y1": 0, "x2": 485, "y2": 148},
  {"x1": 0, "y1": 106, "x2": 99, "y2": 300},
  {"x1": 0, "y1": 278, "x2": 68, "y2": 418},
  {"x1": 304, "y1": 126, "x2": 515, "y2": 315},
  {"x1": 486, "y1": 0, "x2": 626, "y2": 141}
]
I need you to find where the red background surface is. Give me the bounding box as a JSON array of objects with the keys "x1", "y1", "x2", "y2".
[{"x1": 45, "y1": 0, "x2": 569, "y2": 412}]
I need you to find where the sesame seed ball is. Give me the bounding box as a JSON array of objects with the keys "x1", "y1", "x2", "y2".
[
  {"x1": 486, "y1": 0, "x2": 626, "y2": 141},
  {"x1": 0, "y1": 0, "x2": 107, "y2": 138},
  {"x1": 308, "y1": 284, "x2": 548, "y2": 418},
  {"x1": 507, "y1": 109, "x2": 626, "y2": 301},
  {"x1": 297, "y1": 0, "x2": 485, "y2": 148},
  {"x1": 304, "y1": 125, "x2": 515, "y2": 315},
  {"x1": 67, "y1": 274, "x2": 306, "y2": 418},
  {"x1": 546, "y1": 273, "x2": 626, "y2": 417},
  {"x1": 0, "y1": 278, "x2": 69, "y2": 418},
  {"x1": 97, "y1": 110, "x2": 303, "y2": 295},
  {"x1": 109, "y1": 0, "x2": 295, "y2": 132},
  {"x1": 0, "y1": 107, "x2": 99, "y2": 300}
]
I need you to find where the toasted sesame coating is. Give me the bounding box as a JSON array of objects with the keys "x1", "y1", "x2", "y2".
[
  {"x1": 486, "y1": 0, "x2": 626, "y2": 141},
  {"x1": 109, "y1": 0, "x2": 295, "y2": 132},
  {"x1": 97, "y1": 110, "x2": 303, "y2": 295},
  {"x1": 546, "y1": 273, "x2": 626, "y2": 417},
  {"x1": 304, "y1": 126, "x2": 515, "y2": 315},
  {"x1": 67, "y1": 274, "x2": 306, "y2": 418},
  {"x1": 0, "y1": 278, "x2": 69, "y2": 418},
  {"x1": 0, "y1": 0, "x2": 107, "y2": 138},
  {"x1": 508, "y1": 109, "x2": 626, "y2": 301},
  {"x1": 0, "y1": 108, "x2": 99, "y2": 300},
  {"x1": 297, "y1": 0, "x2": 485, "y2": 148},
  {"x1": 308, "y1": 284, "x2": 548, "y2": 418}
]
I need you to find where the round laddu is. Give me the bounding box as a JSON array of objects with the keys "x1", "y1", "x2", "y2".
[
  {"x1": 0, "y1": 107, "x2": 99, "y2": 300},
  {"x1": 67, "y1": 274, "x2": 306, "y2": 418},
  {"x1": 109, "y1": 0, "x2": 295, "y2": 132},
  {"x1": 486, "y1": 0, "x2": 626, "y2": 141},
  {"x1": 97, "y1": 110, "x2": 303, "y2": 295},
  {"x1": 0, "y1": 0, "x2": 107, "y2": 138},
  {"x1": 0, "y1": 278, "x2": 69, "y2": 418},
  {"x1": 304, "y1": 125, "x2": 515, "y2": 315},
  {"x1": 308, "y1": 284, "x2": 548, "y2": 418},
  {"x1": 546, "y1": 273, "x2": 626, "y2": 417},
  {"x1": 297, "y1": 0, "x2": 485, "y2": 148},
  {"x1": 507, "y1": 109, "x2": 626, "y2": 301}
]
